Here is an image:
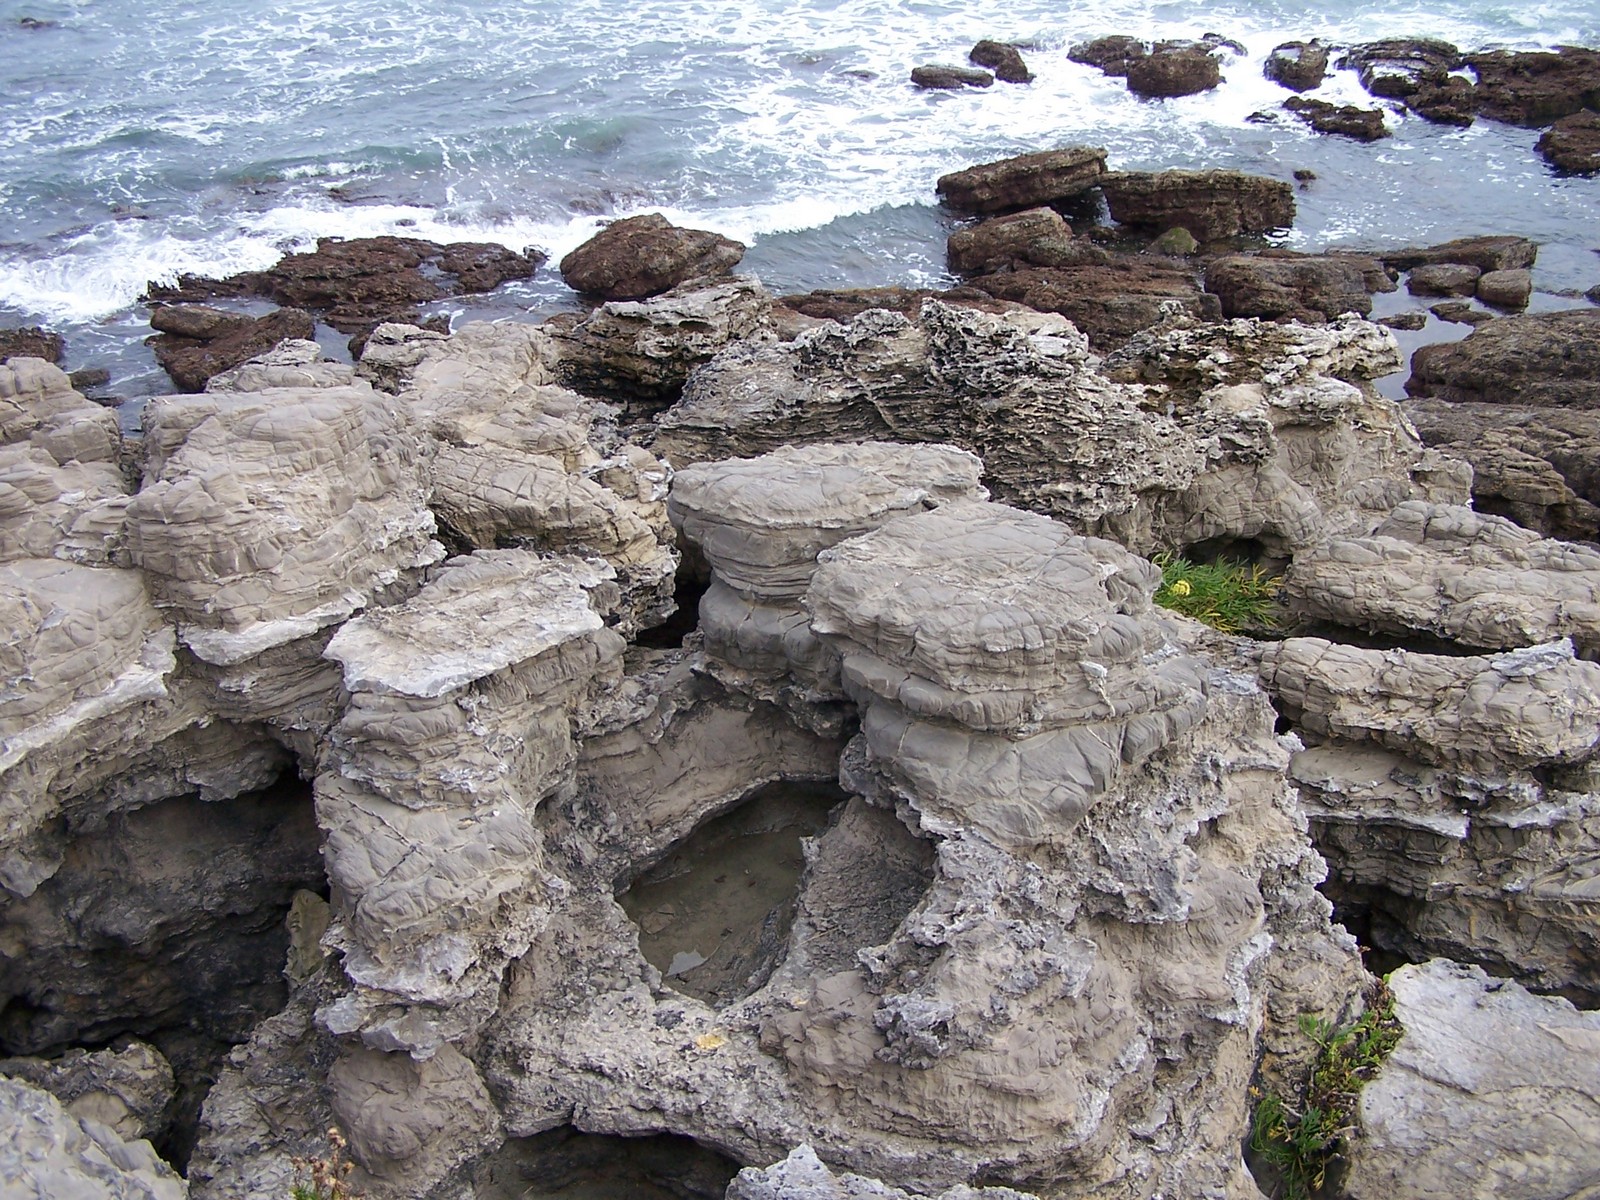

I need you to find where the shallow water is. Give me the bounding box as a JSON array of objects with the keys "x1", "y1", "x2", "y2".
[{"x1": 2, "y1": 0, "x2": 1597, "y2": 395}]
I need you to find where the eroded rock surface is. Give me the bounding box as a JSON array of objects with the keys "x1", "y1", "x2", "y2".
[
  {"x1": 559, "y1": 213, "x2": 746, "y2": 300},
  {"x1": 1100, "y1": 170, "x2": 1295, "y2": 240},
  {"x1": 1406, "y1": 308, "x2": 1600, "y2": 409},
  {"x1": 0, "y1": 1076, "x2": 185, "y2": 1200},
  {"x1": 935, "y1": 147, "x2": 1108, "y2": 215}
]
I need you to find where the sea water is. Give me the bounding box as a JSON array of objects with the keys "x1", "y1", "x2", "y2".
[{"x1": 2, "y1": 0, "x2": 1598, "y2": 396}]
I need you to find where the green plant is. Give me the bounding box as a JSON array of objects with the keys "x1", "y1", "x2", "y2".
[
  {"x1": 1151, "y1": 553, "x2": 1281, "y2": 633},
  {"x1": 1250, "y1": 980, "x2": 1404, "y2": 1199},
  {"x1": 290, "y1": 1127, "x2": 361, "y2": 1200}
]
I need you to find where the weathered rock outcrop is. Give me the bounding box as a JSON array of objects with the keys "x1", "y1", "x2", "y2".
[
  {"x1": 1264, "y1": 40, "x2": 1329, "y2": 91},
  {"x1": 1204, "y1": 252, "x2": 1395, "y2": 321},
  {"x1": 1283, "y1": 502, "x2": 1600, "y2": 654},
  {"x1": 1381, "y1": 235, "x2": 1538, "y2": 275},
  {"x1": 1100, "y1": 170, "x2": 1295, "y2": 240},
  {"x1": 1537, "y1": 110, "x2": 1600, "y2": 172},
  {"x1": 946, "y1": 208, "x2": 1082, "y2": 275},
  {"x1": 659, "y1": 303, "x2": 1463, "y2": 558},
  {"x1": 202, "y1": 338, "x2": 356, "y2": 393},
  {"x1": 935, "y1": 147, "x2": 1108, "y2": 215},
  {"x1": 728, "y1": 1144, "x2": 1036, "y2": 1199},
  {"x1": 559, "y1": 213, "x2": 746, "y2": 300},
  {"x1": 1259, "y1": 637, "x2": 1600, "y2": 999},
  {"x1": 1342, "y1": 39, "x2": 1462, "y2": 100},
  {"x1": 1466, "y1": 46, "x2": 1600, "y2": 125},
  {"x1": 0, "y1": 1076, "x2": 186, "y2": 1200},
  {"x1": 0, "y1": 325, "x2": 66, "y2": 363},
  {"x1": 1345, "y1": 960, "x2": 1600, "y2": 1200},
  {"x1": 1284, "y1": 96, "x2": 1390, "y2": 141},
  {"x1": 1125, "y1": 45, "x2": 1221, "y2": 98},
  {"x1": 968, "y1": 40, "x2": 1031, "y2": 84},
  {"x1": 1407, "y1": 308, "x2": 1600, "y2": 409},
  {"x1": 146, "y1": 306, "x2": 317, "y2": 392},
  {"x1": 0, "y1": 1042, "x2": 174, "y2": 1144}
]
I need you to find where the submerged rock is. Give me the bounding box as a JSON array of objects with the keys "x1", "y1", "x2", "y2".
[
  {"x1": 559, "y1": 213, "x2": 746, "y2": 300},
  {"x1": 1284, "y1": 96, "x2": 1390, "y2": 141},
  {"x1": 910, "y1": 64, "x2": 994, "y2": 89}
]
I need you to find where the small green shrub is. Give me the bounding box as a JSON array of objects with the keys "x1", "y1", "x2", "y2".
[
  {"x1": 1152, "y1": 553, "x2": 1280, "y2": 633},
  {"x1": 1250, "y1": 980, "x2": 1404, "y2": 1199}
]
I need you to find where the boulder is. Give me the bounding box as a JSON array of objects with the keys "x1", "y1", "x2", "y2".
[
  {"x1": 910, "y1": 64, "x2": 993, "y2": 89},
  {"x1": 1204, "y1": 252, "x2": 1395, "y2": 321},
  {"x1": 1406, "y1": 308, "x2": 1600, "y2": 408},
  {"x1": 147, "y1": 236, "x2": 542, "y2": 336},
  {"x1": 968, "y1": 39, "x2": 1031, "y2": 83},
  {"x1": 559, "y1": 213, "x2": 745, "y2": 300},
  {"x1": 935, "y1": 146, "x2": 1108, "y2": 214},
  {"x1": 1264, "y1": 40, "x2": 1329, "y2": 91},
  {"x1": 1406, "y1": 73, "x2": 1479, "y2": 126},
  {"x1": 1067, "y1": 35, "x2": 1146, "y2": 76},
  {"x1": 1100, "y1": 169, "x2": 1295, "y2": 240},
  {"x1": 1466, "y1": 46, "x2": 1600, "y2": 125},
  {"x1": 1406, "y1": 262, "x2": 1481, "y2": 296},
  {"x1": 946, "y1": 207, "x2": 1082, "y2": 274},
  {"x1": 1429, "y1": 299, "x2": 1493, "y2": 325},
  {"x1": 1125, "y1": 45, "x2": 1221, "y2": 98},
  {"x1": 146, "y1": 306, "x2": 316, "y2": 392},
  {"x1": 1284, "y1": 96, "x2": 1389, "y2": 140},
  {"x1": 1345, "y1": 961, "x2": 1600, "y2": 1200},
  {"x1": 546, "y1": 276, "x2": 771, "y2": 407},
  {"x1": 1342, "y1": 39, "x2": 1462, "y2": 98},
  {"x1": 0, "y1": 1076, "x2": 185, "y2": 1200},
  {"x1": 1381, "y1": 235, "x2": 1537, "y2": 274},
  {"x1": 1282, "y1": 501, "x2": 1600, "y2": 654},
  {"x1": 1475, "y1": 268, "x2": 1532, "y2": 308},
  {"x1": 1536, "y1": 110, "x2": 1600, "y2": 173},
  {"x1": 0, "y1": 326, "x2": 65, "y2": 364}
]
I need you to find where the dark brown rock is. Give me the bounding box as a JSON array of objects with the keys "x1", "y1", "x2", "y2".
[
  {"x1": 1428, "y1": 300, "x2": 1494, "y2": 325},
  {"x1": 559, "y1": 213, "x2": 745, "y2": 300},
  {"x1": 1068, "y1": 35, "x2": 1146, "y2": 76},
  {"x1": 1125, "y1": 46, "x2": 1221, "y2": 98},
  {"x1": 67, "y1": 367, "x2": 112, "y2": 393},
  {"x1": 146, "y1": 236, "x2": 544, "y2": 335},
  {"x1": 1467, "y1": 47, "x2": 1600, "y2": 126},
  {"x1": 1407, "y1": 263, "x2": 1483, "y2": 297},
  {"x1": 1203, "y1": 252, "x2": 1394, "y2": 321},
  {"x1": 1406, "y1": 308, "x2": 1600, "y2": 408},
  {"x1": 1537, "y1": 111, "x2": 1600, "y2": 173},
  {"x1": 1476, "y1": 269, "x2": 1533, "y2": 309},
  {"x1": 1404, "y1": 396, "x2": 1600, "y2": 541},
  {"x1": 148, "y1": 304, "x2": 237, "y2": 340},
  {"x1": 1382, "y1": 236, "x2": 1538, "y2": 274},
  {"x1": 1342, "y1": 39, "x2": 1462, "y2": 98},
  {"x1": 146, "y1": 307, "x2": 315, "y2": 392},
  {"x1": 910, "y1": 64, "x2": 994, "y2": 89},
  {"x1": 1100, "y1": 169, "x2": 1295, "y2": 240},
  {"x1": 946, "y1": 208, "x2": 1088, "y2": 274},
  {"x1": 935, "y1": 146, "x2": 1108, "y2": 215},
  {"x1": 1378, "y1": 312, "x2": 1428, "y2": 331},
  {"x1": 1264, "y1": 40, "x2": 1330, "y2": 91},
  {"x1": 960, "y1": 257, "x2": 1222, "y2": 348},
  {"x1": 1284, "y1": 96, "x2": 1389, "y2": 140},
  {"x1": 1407, "y1": 73, "x2": 1479, "y2": 125},
  {"x1": 969, "y1": 40, "x2": 1032, "y2": 83},
  {"x1": 0, "y1": 326, "x2": 65, "y2": 364}
]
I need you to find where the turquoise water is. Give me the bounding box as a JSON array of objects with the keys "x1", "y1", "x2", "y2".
[{"x1": 2, "y1": 0, "x2": 1597, "y2": 393}]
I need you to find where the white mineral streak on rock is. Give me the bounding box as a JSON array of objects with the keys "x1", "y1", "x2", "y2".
[
  {"x1": 1345, "y1": 960, "x2": 1600, "y2": 1200},
  {"x1": 0, "y1": 1076, "x2": 186, "y2": 1200},
  {"x1": 727, "y1": 1143, "x2": 1039, "y2": 1199},
  {"x1": 316, "y1": 550, "x2": 626, "y2": 1055},
  {"x1": 1259, "y1": 635, "x2": 1600, "y2": 1000}
]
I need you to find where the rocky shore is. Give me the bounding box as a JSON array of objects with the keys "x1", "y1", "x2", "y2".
[{"x1": 4, "y1": 26, "x2": 1600, "y2": 1200}]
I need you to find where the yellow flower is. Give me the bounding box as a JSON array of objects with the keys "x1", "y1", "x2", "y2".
[{"x1": 1170, "y1": 579, "x2": 1192, "y2": 596}]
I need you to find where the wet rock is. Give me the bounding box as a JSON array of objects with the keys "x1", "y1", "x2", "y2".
[
  {"x1": 910, "y1": 64, "x2": 994, "y2": 89},
  {"x1": 1283, "y1": 501, "x2": 1600, "y2": 653},
  {"x1": 1204, "y1": 251, "x2": 1395, "y2": 321},
  {"x1": 68, "y1": 367, "x2": 112, "y2": 393},
  {"x1": 1406, "y1": 262, "x2": 1481, "y2": 296},
  {"x1": 959, "y1": 256, "x2": 1220, "y2": 347},
  {"x1": 0, "y1": 1076, "x2": 185, "y2": 1200},
  {"x1": 1428, "y1": 299, "x2": 1493, "y2": 325},
  {"x1": 1345, "y1": 961, "x2": 1600, "y2": 1200},
  {"x1": 1406, "y1": 73, "x2": 1480, "y2": 126},
  {"x1": 1149, "y1": 226, "x2": 1199, "y2": 255},
  {"x1": 946, "y1": 207, "x2": 1082, "y2": 274},
  {"x1": 1404, "y1": 396, "x2": 1600, "y2": 541},
  {"x1": 1342, "y1": 38, "x2": 1462, "y2": 99},
  {"x1": 1259, "y1": 637, "x2": 1600, "y2": 998},
  {"x1": 0, "y1": 326, "x2": 65, "y2": 363},
  {"x1": 968, "y1": 39, "x2": 1031, "y2": 84},
  {"x1": 1536, "y1": 110, "x2": 1600, "y2": 173},
  {"x1": 1466, "y1": 46, "x2": 1600, "y2": 126},
  {"x1": 1100, "y1": 169, "x2": 1295, "y2": 240},
  {"x1": 1125, "y1": 45, "x2": 1221, "y2": 98},
  {"x1": 1382, "y1": 235, "x2": 1538, "y2": 275},
  {"x1": 728, "y1": 1144, "x2": 1037, "y2": 1199},
  {"x1": 148, "y1": 236, "x2": 542, "y2": 336},
  {"x1": 1377, "y1": 311, "x2": 1427, "y2": 331},
  {"x1": 1284, "y1": 96, "x2": 1389, "y2": 140},
  {"x1": 0, "y1": 1042, "x2": 174, "y2": 1144},
  {"x1": 146, "y1": 306, "x2": 316, "y2": 392},
  {"x1": 1475, "y1": 268, "x2": 1533, "y2": 309},
  {"x1": 1264, "y1": 40, "x2": 1329, "y2": 91},
  {"x1": 559, "y1": 213, "x2": 746, "y2": 300},
  {"x1": 1406, "y1": 308, "x2": 1600, "y2": 408},
  {"x1": 935, "y1": 146, "x2": 1108, "y2": 214},
  {"x1": 547, "y1": 276, "x2": 771, "y2": 407},
  {"x1": 1066, "y1": 35, "x2": 1146, "y2": 76}
]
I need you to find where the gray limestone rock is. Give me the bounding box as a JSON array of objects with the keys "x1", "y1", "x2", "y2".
[
  {"x1": 202, "y1": 338, "x2": 356, "y2": 393},
  {"x1": 727, "y1": 1144, "x2": 1037, "y2": 1199},
  {"x1": 0, "y1": 1043, "x2": 174, "y2": 1144},
  {"x1": 0, "y1": 1076, "x2": 185, "y2": 1200},
  {"x1": 1344, "y1": 960, "x2": 1600, "y2": 1200},
  {"x1": 0, "y1": 356, "x2": 121, "y2": 466}
]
